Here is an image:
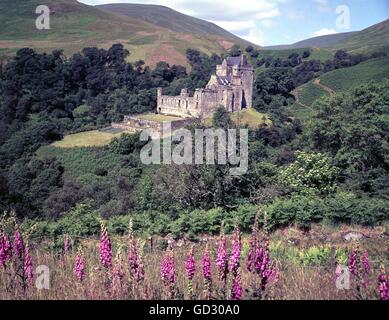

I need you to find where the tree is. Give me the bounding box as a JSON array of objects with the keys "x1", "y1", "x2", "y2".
[
  {"x1": 212, "y1": 106, "x2": 233, "y2": 129},
  {"x1": 279, "y1": 151, "x2": 338, "y2": 195}
]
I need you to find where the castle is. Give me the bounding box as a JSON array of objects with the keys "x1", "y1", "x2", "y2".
[{"x1": 157, "y1": 54, "x2": 254, "y2": 119}]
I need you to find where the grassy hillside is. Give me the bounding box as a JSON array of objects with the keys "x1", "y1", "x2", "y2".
[
  {"x1": 290, "y1": 56, "x2": 389, "y2": 119},
  {"x1": 330, "y1": 19, "x2": 389, "y2": 54},
  {"x1": 97, "y1": 3, "x2": 244, "y2": 42},
  {"x1": 0, "y1": 0, "x2": 250, "y2": 66},
  {"x1": 265, "y1": 32, "x2": 357, "y2": 50},
  {"x1": 319, "y1": 56, "x2": 389, "y2": 91},
  {"x1": 51, "y1": 129, "x2": 124, "y2": 148},
  {"x1": 203, "y1": 108, "x2": 271, "y2": 128}
]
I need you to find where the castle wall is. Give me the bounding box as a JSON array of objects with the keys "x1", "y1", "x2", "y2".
[{"x1": 157, "y1": 54, "x2": 254, "y2": 118}]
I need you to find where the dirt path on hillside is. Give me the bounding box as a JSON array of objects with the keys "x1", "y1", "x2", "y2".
[
  {"x1": 313, "y1": 79, "x2": 336, "y2": 97},
  {"x1": 292, "y1": 87, "x2": 313, "y2": 111}
]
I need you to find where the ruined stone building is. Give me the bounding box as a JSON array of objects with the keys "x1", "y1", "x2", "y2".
[{"x1": 157, "y1": 54, "x2": 254, "y2": 119}]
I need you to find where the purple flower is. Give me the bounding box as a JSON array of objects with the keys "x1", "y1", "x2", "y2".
[
  {"x1": 0, "y1": 231, "x2": 12, "y2": 268},
  {"x1": 348, "y1": 249, "x2": 358, "y2": 276},
  {"x1": 202, "y1": 244, "x2": 212, "y2": 299},
  {"x1": 24, "y1": 244, "x2": 33, "y2": 284},
  {"x1": 361, "y1": 251, "x2": 370, "y2": 274},
  {"x1": 230, "y1": 268, "x2": 243, "y2": 300},
  {"x1": 378, "y1": 265, "x2": 388, "y2": 301},
  {"x1": 99, "y1": 222, "x2": 112, "y2": 270},
  {"x1": 216, "y1": 234, "x2": 228, "y2": 282},
  {"x1": 161, "y1": 247, "x2": 175, "y2": 286},
  {"x1": 228, "y1": 226, "x2": 241, "y2": 276},
  {"x1": 74, "y1": 249, "x2": 85, "y2": 282},
  {"x1": 202, "y1": 247, "x2": 212, "y2": 281},
  {"x1": 185, "y1": 246, "x2": 196, "y2": 281}
]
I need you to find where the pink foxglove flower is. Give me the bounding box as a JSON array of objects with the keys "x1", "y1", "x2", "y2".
[
  {"x1": 230, "y1": 268, "x2": 243, "y2": 300},
  {"x1": 24, "y1": 243, "x2": 33, "y2": 284},
  {"x1": 348, "y1": 249, "x2": 358, "y2": 276},
  {"x1": 0, "y1": 231, "x2": 12, "y2": 268},
  {"x1": 216, "y1": 231, "x2": 228, "y2": 282},
  {"x1": 161, "y1": 247, "x2": 175, "y2": 286},
  {"x1": 202, "y1": 244, "x2": 212, "y2": 299},
  {"x1": 228, "y1": 225, "x2": 241, "y2": 276},
  {"x1": 99, "y1": 222, "x2": 112, "y2": 270},
  {"x1": 185, "y1": 245, "x2": 196, "y2": 281},
  {"x1": 361, "y1": 251, "x2": 370, "y2": 274},
  {"x1": 74, "y1": 248, "x2": 85, "y2": 282},
  {"x1": 378, "y1": 265, "x2": 388, "y2": 301}
]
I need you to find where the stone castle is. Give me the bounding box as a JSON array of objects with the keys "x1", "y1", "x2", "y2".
[{"x1": 157, "y1": 54, "x2": 254, "y2": 119}]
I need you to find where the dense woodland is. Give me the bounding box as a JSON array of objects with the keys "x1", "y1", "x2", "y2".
[{"x1": 0, "y1": 44, "x2": 388, "y2": 239}]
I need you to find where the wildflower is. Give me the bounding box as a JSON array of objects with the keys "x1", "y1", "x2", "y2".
[
  {"x1": 378, "y1": 264, "x2": 388, "y2": 301},
  {"x1": 185, "y1": 245, "x2": 196, "y2": 281},
  {"x1": 161, "y1": 246, "x2": 175, "y2": 286},
  {"x1": 185, "y1": 245, "x2": 196, "y2": 298},
  {"x1": 216, "y1": 229, "x2": 228, "y2": 282},
  {"x1": 0, "y1": 230, "x2": 12, "y2": 268},
  {"x1": 361, "y1": 251, "x2": 370, "y2": 274},
  {"x1": 161, "y1": 246, "x2": 176, "y2": 298},
  {"x1": 348, "y1": 249, "x2": 358, "y2": 276},
  {"x1": 135, "y1": 239, "x2": 145, "y2": 284},
  {"x1": 99, "y1": 222, "x2": 112, "y2": 270},
  {"x1": 202, "y1": 244, "x2": 212, "y2": 299},
  {"x1": 229, "y1": 225, "x2": 241, "y2": 276},
  {"x1": 13, "y1": 225, "x2": 23, "y2": 258},
  {"x1": 230, "y1": 268, "x2": 243, "y2": 300},
  {"x1": 24, "y1": 243, "x2": 33, "y2": 284},
  {"x1": 74, "y1": 248, "x2": 85, "y2": 282}
]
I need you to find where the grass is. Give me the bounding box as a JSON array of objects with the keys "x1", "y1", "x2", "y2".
[
  {"x1": 298, "y1": 82, "x2": 330, "y2": 107},
  {"x1": 290, "y1": 56, "x2": 389, "y2": 119},
  {"x1": 137, "y1": 113, "x2": 184, "y2": 122},
  {"x1": 203, "y1": 108, "x2": 272, "y2": 129},
  {"x1": 36, "y1": 145, "x2": 122, "y2": 182},
  {"x1": 319, "y1": 57, "x2": 389, "y2": 92},
  {"x1": 51, "y1": 130, "x2": 124, "y2": 148}
]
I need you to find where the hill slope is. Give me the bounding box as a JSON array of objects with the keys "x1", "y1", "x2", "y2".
[
  {"x1": 97, "y1": 3, "x2": 244, "y2": 41},
  {"x1": 330, "y1": 19, "x2": 389, "y2": 54},
  {"x1": 291, "y1": 56, "x2": 389, "y2": 118},
  {"x1": 264, "y1": 32, "x2": 357, "y2": 50},
  {"x1": 0, "y1": 0, "x2": 251, "y2": 66}
]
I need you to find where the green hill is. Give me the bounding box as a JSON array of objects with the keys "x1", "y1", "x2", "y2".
[
  {"x1": 264, "y1": 32, "x2": 357, "y2": 50},
  {"x1": 330, "y1": 19, "x2": 389, "y2": 54},
  {"x1": 291, "y1": 56, "x2": 389, "y2": 118},
  {"x1": 0, "y1": 0, "x2": 251, "y2": 66},
  {"x1": 97, "y1": 3, "x2": 244, "y2": 41}
]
